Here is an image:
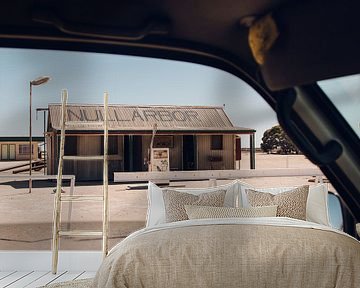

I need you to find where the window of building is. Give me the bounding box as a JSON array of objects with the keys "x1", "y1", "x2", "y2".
[
  {"x1": 211, "y1": 135, "x2": 223, "y2": 150},
  {"x1": 19, "y1": 144, "x2": 33, "y2": 155},
  {"x1": 153, "y1": 136, "x2": 174, "y2": 148}
]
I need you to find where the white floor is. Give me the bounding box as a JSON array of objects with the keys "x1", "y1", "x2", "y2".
[
  {"x1": 0, "y1": 271, "x2": 96, "y2": 288},
  {"x1": 0, "y1": 251, "x2": 101, "y2": 287}
]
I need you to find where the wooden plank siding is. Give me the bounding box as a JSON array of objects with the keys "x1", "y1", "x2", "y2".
[
  {"x1": 169, "y1": 135, "x2": 183, "y2": 170},
  {"x1": 74, "y1": 136, "x2": 102, "y2": 180},
  {"x1": 49, "y1": 134, "x2": 237, "y2": 178},
  {"x1": 47, "y1": 133, "x2": 54, "y2": 174},
  {"x1": 197, "y1": 135, "x2": 235, "y2": 170},
  {"x1": 53, "y1": 135, "x2": 123, "y2": 181}
]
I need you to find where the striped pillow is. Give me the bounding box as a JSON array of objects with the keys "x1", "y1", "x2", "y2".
[{"x1": 185, "y1": 205, "x2": 278, "y2": 219}]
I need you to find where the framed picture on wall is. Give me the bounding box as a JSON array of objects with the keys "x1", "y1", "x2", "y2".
[{"x1": 153, "y1": 135, "x2": 174, "y2": 148}]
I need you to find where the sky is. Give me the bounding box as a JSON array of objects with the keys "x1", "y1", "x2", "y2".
[{"x1": 0, "y1": 47, "x2": 358, "y2": 147}]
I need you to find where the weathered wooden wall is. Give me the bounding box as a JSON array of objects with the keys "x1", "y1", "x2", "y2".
[
  {"x1": 49, "y1": 133, "x2": 236, "y2": 179},
  {"x1": 63, "y1": 136, "x2": 102, "y2": 180},
  {"x1": 47, "y1": 134, "x2": 54, "y2": 175},
  {"x1": 54, "y1": 135, "x2": 123, "y2": 181},
  {"x1": 196, "y1": 135, "x2": 235, "y2": 170},
  {"x1": 108, "y1": 135, "x2": 124, "y2": 174},
  {"x1": 170, "y1": 135, "x2": 182, "y2": 170}
]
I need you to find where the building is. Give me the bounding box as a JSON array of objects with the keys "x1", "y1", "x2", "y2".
[
  {"x1": 47, "y1": 104, "x2": 256, "y2": 181},
  {"x1": 0, "y1": 137, "x2": 42, "y2": 161}
]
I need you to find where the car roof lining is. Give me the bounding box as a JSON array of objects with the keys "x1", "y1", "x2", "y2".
[
  {"x1": 260, "y1": 0, "x2": 360, "y2": 90},
  {"x1": 2, "y1": 0, "x2": 359, "y2": 90}
]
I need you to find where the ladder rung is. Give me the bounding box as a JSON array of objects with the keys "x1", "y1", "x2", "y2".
[
  {"x1": 65, "y1": 121, "x2": 104, "y2": 127},
  {"x1": 59, "y1": 230, "x2": 103, "y2": 237},
  {"x1": 61, "y1": 195, "x2": 103, "y2": 202},
  {"x1": 63, "y1": 155, "x2": 104, "y2": 160}
]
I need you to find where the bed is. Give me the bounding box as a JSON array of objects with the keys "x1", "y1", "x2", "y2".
[{"x1": 93, "y1": 181, "x2": 360, "y2": 288}]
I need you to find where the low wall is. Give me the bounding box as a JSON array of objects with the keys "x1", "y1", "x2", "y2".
[{"x1": 114, "y1": 168, "x2": 323, "y2": 183}]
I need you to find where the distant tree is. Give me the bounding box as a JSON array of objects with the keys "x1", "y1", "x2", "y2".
[{"x1": 261, "y1": 125, "x2": 301, "y2": 154}]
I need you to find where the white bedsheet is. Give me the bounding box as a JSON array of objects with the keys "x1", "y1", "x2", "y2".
[{"x1": 109, "y1": 217, "x2": 356, "y2": 255}]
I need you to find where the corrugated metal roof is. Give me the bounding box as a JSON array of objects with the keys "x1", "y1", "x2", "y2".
[{"x1": 48, "y1": 104, "x2": 255, "y2": 133}]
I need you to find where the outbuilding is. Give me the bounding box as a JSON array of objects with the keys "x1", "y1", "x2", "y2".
[
  {"x1": 0, "y1": 137, "x2": 42, "y2": 161},
  {"x1": 47, "y1": 104, "x2": 256, "y2": 181}
]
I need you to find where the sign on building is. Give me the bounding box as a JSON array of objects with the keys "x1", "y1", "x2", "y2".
[{"x1": 150, "y1": 148, "x2": 170, "y2": 172}]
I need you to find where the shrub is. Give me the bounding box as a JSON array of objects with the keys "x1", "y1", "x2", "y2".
[{"x1": 261, "y1": 125, "x2": 301, "y2": 154}]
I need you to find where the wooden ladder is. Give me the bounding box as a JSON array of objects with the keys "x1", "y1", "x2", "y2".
[{"x1": 51, "y1": 90, "x2": 109, "y2": 274}]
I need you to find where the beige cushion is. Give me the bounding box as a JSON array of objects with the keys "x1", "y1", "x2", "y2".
[
  {"x1": 184, "y1": 205, "x2": 278, "y2": 219},
  {"x1": 146, "y1": 181, "x2": 239, "y2": 227},
  {"x1": 162, "y1": 189, "x2": 226, "y2": 223},
  {"x1": 246, "y1": 185, "x2": 309, "y2": 220},
  {"x1": 243, "y1": 184, "x2": 330, "y2": 226}
]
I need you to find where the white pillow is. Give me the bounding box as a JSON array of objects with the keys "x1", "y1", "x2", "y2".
[
  {"x1": 184, "y1": 205, "x2": 278, "y2": 219},
  {"x1": 237, "y1": 181, "x2": 254, "y2": 207},
  {"x1": 146, "y1": 180, "x2": 239, "y2": 227},
  {"x1": 241, "y1": 184, "x2": 330, "y2": 226},
  {"x1": 306, "y1": 184, "x2": 330, "y2": 226}
]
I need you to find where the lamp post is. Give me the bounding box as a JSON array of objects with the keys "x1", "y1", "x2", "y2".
[
  {"x1": 36, "y1": 108, "x2": 49, "y2": 175},
  {"x1": 29, "y1": 76, "x2": 50, "y2": 193}
]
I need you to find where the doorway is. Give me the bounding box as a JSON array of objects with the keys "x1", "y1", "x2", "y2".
[
  {"x1": 1, "y1": 144, "x2": 16, "y2": 160},
  {"x1": 124, "y1": 135, "x2": 143, "y2": 171},
  {"x1": 182, "y1": 135, "x2": 196, "y2": 170}
]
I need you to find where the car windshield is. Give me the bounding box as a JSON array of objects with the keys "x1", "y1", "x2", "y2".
[
  {"x1": 318, "y1": 74, "x2": 360, "y2": 138},
  {"x1": 0, "y1": 47, "x2": 347, "y2": 253}
]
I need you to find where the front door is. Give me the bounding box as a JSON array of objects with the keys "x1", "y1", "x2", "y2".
[
  {"x1": 182, "y1": 135, "x2": 196, "y2": 170},
  {"x1": 9, "y1": 144, "x2": 16, "y2": 160},
  {"x1": 124, "y1": 135, "x2": 143, "y2": 172},
  {"x1": 1, "y1": 144, "x2": 8, "y2": 160}
]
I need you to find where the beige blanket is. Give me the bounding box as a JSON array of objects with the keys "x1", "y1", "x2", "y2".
[{"x1": 93, "y1": 218, "x2": 360, "y2": 287}]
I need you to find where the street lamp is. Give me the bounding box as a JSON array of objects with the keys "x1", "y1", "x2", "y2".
[
  {"x1": 29, "y1": 76, "x2": 50, "y2": 193},
  {"x1": 36, "y1": 108, "x2": 49, "y2": 175}
]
